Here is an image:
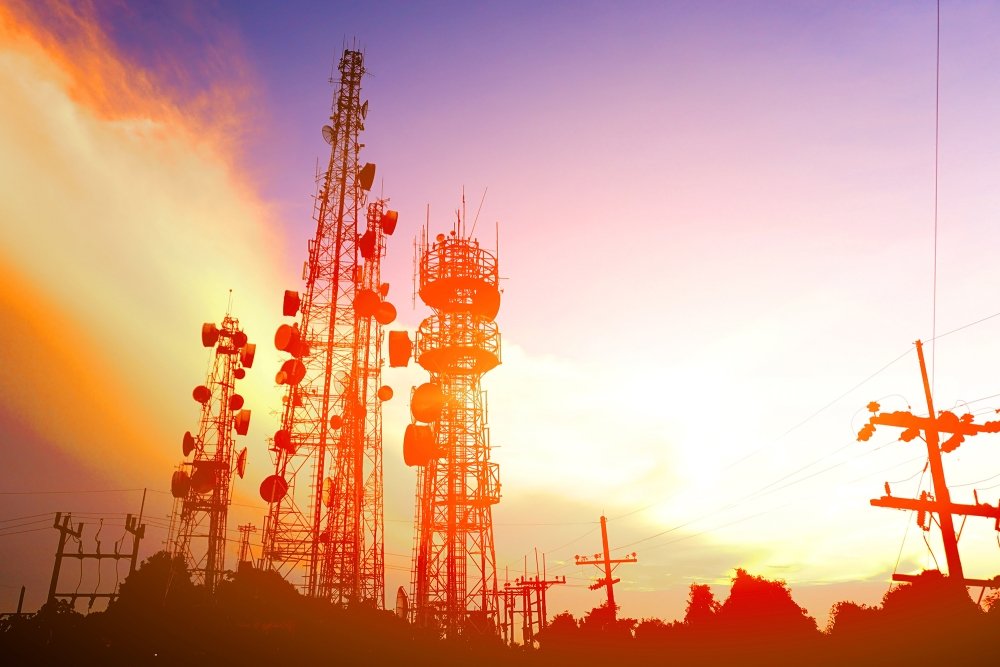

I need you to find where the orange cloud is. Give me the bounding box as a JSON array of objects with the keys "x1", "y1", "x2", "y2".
[
  {"x1": 0, "y1": 0, "x2": 288, "y2": 488},
  {"x1": 0, "y1": 0, "x2": 253, "y2": 164}
]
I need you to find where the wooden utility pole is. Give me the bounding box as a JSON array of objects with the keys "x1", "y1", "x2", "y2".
[
  {"x1": 574, "y1": 515, "x2": 637, "y2": 619},
  {"x1": 47, "y1": 512, "x2": 146, "y2": 608},
  {"x1": 859, "y1": 339, "x2": 1000, "y2": 588}
]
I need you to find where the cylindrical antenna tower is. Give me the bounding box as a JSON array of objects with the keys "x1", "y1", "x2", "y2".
[
  {"x1": 259, "y1": 48, "x2": 396, "y2": 607},
  {"x1": 406, "y1": 225, "x2": 502, "y2": 635},
  {"x1": 168, "y1": 312, "x2": 255, "y2": 592}
]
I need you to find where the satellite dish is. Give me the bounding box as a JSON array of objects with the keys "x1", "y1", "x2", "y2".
[
  {"x1": 171, "y1": 470, "x2": 190, "y2": 498},
  {"x1": 259, "y1": 474, "x2": 288, "y2": 503},
  {"x1": 358, "y1": 162, "x2": 376, "y2": 191},
  {"x1": 395, "y1": 586, "x2": 408, "y2": 619},
  {"x1": 377, "y1": 385, "x2": 393, "y2": 401},
  {"x1": 322, "y1": 125, "x2": 334, "y2": 145},
  {"x1": 283, "y1": 290, "x2": 301, "y2": 317},
  {"x1": 278, "y1": 359, "x2": 306, "y2": 385},
  {"x1": 240, "y1": 343, "x2": 256, "y2": 369},
  {"x1": 374, "y1": 301, "x2": 396, "y2": 325},
  {"x1": 358, "y1": 230, "x2": 376, "y2": 259},
  {"x1": 234, "y1": 368, "x2": 246, "y2": 380},
  {"x1": 192, "y1": 385, "x2": 211, "y2": 404},
  {"x1": 380, "y1": 210, "x2": 398, "y2": 235},
  {"x1": 201, "y1": 323, "x2": 220, "y2": 347},
  {"x1": 329, "y1": 415, "x2": 343, "y2": 430},
  {"x1": 410, "y1": 383, "x2": 444, "y2": 423},
  {"x1": 274, "y1": 324, "x2": 300, "y2": 352},
  {"x1": 361, "y1": 100, "x2": 369, "y2": 120},
  {"x1": 234, "y1": 409, "x2": 251, "y2": 436},
  {"x1": 388, "y1": 331, "x2": 412, "y2": 367},
  {"x1": 403, "y1": 423, "x2": 437, "y2": 466},
  {"x1": 228, "y1": 394, "x2": 245, "y2": 411},
  {"x1": 190, "y1": 463, "x2": 215, "y2": 494},
  {"x1": 322, "y1": 476, "x2": 334, "y2": 508},
  {"x1": 182, "y1": 431, "x2": 196, "y2": 457},
  {"x1": 273, "y1": 429, "x2": 292, "y2": 452},
  {"x1": 236, "y1": 448, "x2": 248, "y2": 478},
  {"x1": 232, "y1": 331, "x2": 248, "y2": 349},
  {"x1": 353, "y1": 289, "x2": 380, "y2": 317},
  {"x1": 471, "y1": 286, "x2": 501, "y2": 321}
]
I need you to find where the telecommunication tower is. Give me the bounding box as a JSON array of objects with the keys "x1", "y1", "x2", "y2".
[
  {"x1": 259, "y1": 48, "x2": 397, "y2": 607},
  {"x1": 396, "y1": 214, "x2": 503, "y2": 635},
  {"x1": 168, "y1": 313, "x2": 255, "y2": 591}
]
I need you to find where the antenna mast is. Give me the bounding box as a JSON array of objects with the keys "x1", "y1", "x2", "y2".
[
  {"x1": 167, "y1": 313, "x2": 255, "y2": 591},
  {"x1": 258, "y1": 48, "x2": 396, "y2": 608}
]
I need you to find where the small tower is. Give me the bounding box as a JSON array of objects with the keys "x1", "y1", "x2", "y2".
[
  {"x1": 404, "y1": 218, "x2": 503, "y2": 635},
  {"x1": 168, "y1": 312, "x2": 255, "y2": 591}
]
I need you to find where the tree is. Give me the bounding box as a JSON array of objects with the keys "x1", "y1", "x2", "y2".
[
  {"x1": 716, "y1": 569, "x2": 818, "y2": 642},
  {"x1": 536, "y1": 610, "x2": 579, "y2": 650},
  {"x1": 683, "y1": 583, "x2": 720, "y2": 626}
]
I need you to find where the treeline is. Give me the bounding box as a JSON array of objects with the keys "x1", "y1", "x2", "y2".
[{"x1": 2, "y1": 553, "x2": 998, "y2": 666}]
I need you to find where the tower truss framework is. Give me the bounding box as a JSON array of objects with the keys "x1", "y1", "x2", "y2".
[
  {"x1": 168, "y1": 313, "x2": 255, "y2": 591},
  {"x1": 260, "y1": 48, "x2": 395, "y2": 607},
  {"x1": 408, "y1": 224, "x2": 503, "y2": 635}
]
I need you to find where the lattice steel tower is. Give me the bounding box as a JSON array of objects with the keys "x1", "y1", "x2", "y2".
[
  {"x1": 403, "y1": 218, "x2": 502, "y2": 635},
  {"x1": 168, "y1": 312, "x2": 255, "y2": 591},
  {"x1": 259, "y1": 48, "x2": 397, "y2": 606}
]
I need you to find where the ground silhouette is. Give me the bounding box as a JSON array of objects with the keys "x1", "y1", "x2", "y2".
[{"x1": 2, "y1": 553, "x2": 996, "y2": 666}]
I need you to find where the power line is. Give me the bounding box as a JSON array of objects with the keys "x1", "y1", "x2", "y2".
[{"x1": 721, "y1": 346, "x2": 913, "y2": 471}]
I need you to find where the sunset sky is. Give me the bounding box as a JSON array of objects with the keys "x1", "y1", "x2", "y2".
[{"x1": 3, "y1": 0, "x2": 1000, "y2": 623}]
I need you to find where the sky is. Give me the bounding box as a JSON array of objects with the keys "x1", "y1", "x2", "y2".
[{"x1": 3, "y1": 0, "x2": 1000, "y2": 625}]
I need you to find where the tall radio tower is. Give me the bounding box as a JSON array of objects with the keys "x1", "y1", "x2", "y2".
[
  {"x1": 259, "y1": 48, "x2": 397, "y2": 607},
  {"x1": 400, "y1": 213, "x2": 502, "y2": 635},
  {"x1": 168, "y1": 311, "x2": 255, "y2": 591}
]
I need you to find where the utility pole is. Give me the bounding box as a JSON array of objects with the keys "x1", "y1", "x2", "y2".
[
  {"x1": 859, "y1": 339, "x2": 1000, "y2": 588},
  {"x1": 497, "y1": 552, "x2": 566, "y2": 645},
  {"x1": 237, "y1": 524, "x2": 256, "y2": 572},
  {"x1": 47, "y1": 512, "x2": 145, "y2": 609},
  {"x1": 574, "y1": 515, "x2": 637, "y2": 619}
]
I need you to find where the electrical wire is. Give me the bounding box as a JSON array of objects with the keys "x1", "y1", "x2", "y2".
[{"x1": 721, "y1": 346, "x2": 913, "y2": 471}]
